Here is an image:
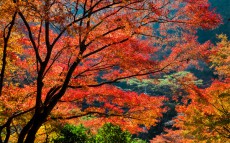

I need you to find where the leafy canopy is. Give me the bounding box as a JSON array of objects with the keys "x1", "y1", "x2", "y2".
[{"x1": 0, "y1": 0, "x2": 221, "y2": 142}]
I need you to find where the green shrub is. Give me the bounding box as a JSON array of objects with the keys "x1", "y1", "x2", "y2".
[
  {"x1": 53, "y1": 123, "x2": 147, "y2": 143},
  {"x1": 53, "y1": 124, "x2": 90, "y2": 143}
]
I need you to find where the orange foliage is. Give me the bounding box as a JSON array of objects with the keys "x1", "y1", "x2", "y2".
[
  {"x1": 174, "y1": 80, "x2": 230, "y2": 142},
  {"x1": 210, "y1": 34, "x2": 230, "y2": 78},
  {"x1": 0, "y1": 0, "x2": 221, "y2": 142},
  {"x1": 151, "y1": 37, "x2": 230, "y2": 142}
]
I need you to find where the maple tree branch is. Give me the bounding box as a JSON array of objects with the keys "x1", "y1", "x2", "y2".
[
  {"x1": 82, "y1": 6, "x2": 124, "y2": 43},
  {"x1": 214, "y1": 128, "x2": 230, "y2": 139},
  {"x1": 223, "y1": 126, "x2": 230, "y2": 135},
  {"x1": 74, "y1": 65, "x2": 114, "y2": 79},
  {"x1": 44, "y1": 86, "x2": 62, "y2": 106},
  {"x1": 134, "y1": 32, "x2": 163, "y2": 41},
  {"x1": 0, "y1": 107, "x2": 35, "y2": 143},
  {"x1": 45, "y1": 48, "x2": 86, "y2": 112},
  {"x1": 69, "y1": 67, "x2": 167, "y2": 89},
  {"x1": 83, "y1": 37, "x2": 128, "y2": 58},
  {"x1": 43, "y1": 46, "x2": 67, "y2": 78},
  {"x1": 46, "y1": 28, "x2": 128, "y2": 110},
  {"x1": 45, "y1": 20, "x2": 51, "y2": 52},
  {"x1": 18, "y1": 115, "x2": 37, "y2": 143},
  {"x1": 51, "y1": 1, "x2": 123, "y2": 48},
  {"x1": 0, "y1": 12, "x2": 17, "y2": 96},
  {"x1": 36, "y1": 20, "x2": 43, "y2": 72},
  {"x1": 42, "y1": 1, "x2": 54, "y2": 74},
  {"x1": 72, "y1": 57, "x2": 107, "y2": 78},
  {"x1": 18, "y1": 12, "x2": 42, "y2": 64},
  {"x1": 78, "y1": 0, "x2": 87, "y2": 44},
  {"x1": 84, "y1": 0, "x2": 102, "y2": 14},
  {"x1": 85, "y1": 26, "x2": 125, "y2": 47},
  {"x1": 33, "y1": 1, "x2": 55, "y2": 117}
]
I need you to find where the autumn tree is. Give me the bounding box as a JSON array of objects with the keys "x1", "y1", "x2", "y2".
[
  {"x1": 210, "y1": 34, "x2": 230, "y2": 79},
  {"x1": 151, "y1": 35, "x2": 230, "y2": 143},
  {"x1": 0, "y1": 0, "x2": 221, "y2": 142},
  {"x1": 178, "y1": 82, "x2": 229, "y2": 142}
]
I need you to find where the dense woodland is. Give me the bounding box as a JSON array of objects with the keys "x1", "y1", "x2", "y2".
[{"x1": 0, "y1": 0, "x2": 229, "y2": 142}]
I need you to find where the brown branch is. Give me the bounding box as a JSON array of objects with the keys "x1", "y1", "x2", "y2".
[
  {"x1": 74, "y1": 65, "x2": 114, "y2": 79},
  {"x1": 0, "y1": 107, "x2": 35, "y2": 142},
  {"x1": 82, "y1": 6, "x2": 124, "y2": 45},
  {"x1": 83, "y1": 37, "x2": 128, "y2": 59},
  {"x1": 51, "y1": 1, "x2": 123, "y2": 48},
  {"x1": 18, "y1": 12, "x2": 42, "y2": 63},
  {"x1": 0, "y1": 12, "x2": 17, "y2": 96},
  {"x1": 42, "y1": 46, "x2": 67, "y2": 78},
  {"x1": 68, "y1": 67, "x2": 168, "y2": 89}
]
